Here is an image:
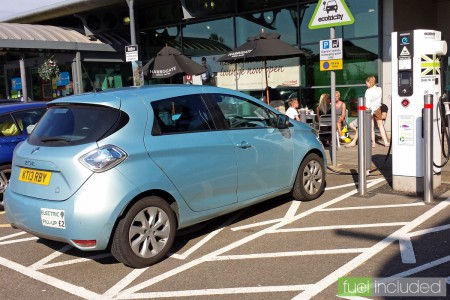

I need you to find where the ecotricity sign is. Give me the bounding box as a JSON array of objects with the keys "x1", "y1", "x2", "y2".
[{"x1": 308, "y1": 0, "x2": 354, "y2": 29}]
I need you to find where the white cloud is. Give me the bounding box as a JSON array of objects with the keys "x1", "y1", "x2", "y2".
[{"x1": 1, "y1": 0, "x2": 65, "y2": 20}]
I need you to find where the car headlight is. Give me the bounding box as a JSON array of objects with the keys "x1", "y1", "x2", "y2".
[{"x1": 79, "y1": 145, "x2": 128, "y2": 172}]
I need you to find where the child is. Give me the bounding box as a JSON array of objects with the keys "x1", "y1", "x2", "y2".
[{"x1": 285, "y1": 95, "x2": 300, "y2": 121}]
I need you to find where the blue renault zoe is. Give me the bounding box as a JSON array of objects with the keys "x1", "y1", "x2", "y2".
[{"x1": 5, "y1": 85, "x2": 326, "y2": 268}]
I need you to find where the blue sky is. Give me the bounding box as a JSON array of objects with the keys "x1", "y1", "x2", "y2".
[{"x1": 1, "y1": 0, "x2": 64, "y2": 20}]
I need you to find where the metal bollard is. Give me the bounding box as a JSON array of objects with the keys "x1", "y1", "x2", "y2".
[
  {"x1": 365, "y1": 108, "x2": 372, "y2": 172},
  {"x1": 358, "y1": 97, "x2": 367, "y2": 195},
  {"x1": 424, "y1": 94, "x2": 433, "y2": 204}
]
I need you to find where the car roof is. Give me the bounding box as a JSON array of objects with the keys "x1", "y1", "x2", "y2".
[
  {"x1": 0, "y1": 101, "x2": 48, "y2": 113},
  {"x1": 49, "y1": 85, "x2": 257, "y2": 107}
]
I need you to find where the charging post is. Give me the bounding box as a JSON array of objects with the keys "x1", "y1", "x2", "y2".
[
  {"x1": 391, "y1": 30, "x2": 447, "y2": 194},
  {"x1": 424, "y1": 95, "x2": 433, "y2": 204}
]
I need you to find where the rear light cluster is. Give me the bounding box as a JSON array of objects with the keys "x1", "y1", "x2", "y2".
[{"x1": 79, "y1": 145, "x2": 127, "y2": 172}]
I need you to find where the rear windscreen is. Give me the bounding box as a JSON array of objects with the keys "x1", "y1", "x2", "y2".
[{"x1": 28, "y1": 104, "x2": 127, "y2": 146}]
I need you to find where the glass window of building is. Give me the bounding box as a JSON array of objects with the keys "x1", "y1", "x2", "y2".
[{"x1": 236, "y1": 7, "x2": 298, "y2": 46}]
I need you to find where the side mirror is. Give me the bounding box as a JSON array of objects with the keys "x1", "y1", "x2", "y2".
[{"x1": 276, "y1": 114, "x2": 290, "y2": 129}]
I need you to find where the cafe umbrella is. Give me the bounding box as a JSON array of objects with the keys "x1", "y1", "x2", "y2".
[
  {"x1": 142, "y1": 45, "x2": 207, "y2": 79},
  {"x1": 217, "y1": 30, "x2": 306, "y2": 103}
]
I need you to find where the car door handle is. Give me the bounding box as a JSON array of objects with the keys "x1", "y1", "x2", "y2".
[{"x1": 236, "y1": 141, "x2": 251, "y2": 149}]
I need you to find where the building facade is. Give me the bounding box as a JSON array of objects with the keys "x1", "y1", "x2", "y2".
[{"x1": 2, "y1": 0, "x2": 450, "y2": 130}]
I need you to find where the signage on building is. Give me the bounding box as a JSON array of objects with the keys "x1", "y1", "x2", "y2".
[
  {"x1": 125, "y1": 45, "x2": 139, "y2": 62},
  {"x1": 309, "y1": 0, "x2": 354, "y2": 29},
  {"x1": 11, "y1": 78, "x2": 22, "y2": 90},
  {"x1": 320, "y1": 38, "x2": 343, "y2": 71},
  {"x1": 56, "y1": 72, "x2": 70, "y2": 86}
]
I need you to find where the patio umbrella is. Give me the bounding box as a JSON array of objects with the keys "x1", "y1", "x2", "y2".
[
  {"x1": 217, "y1": 30, "x2": 306, "y2": 103},
  {"x1": 142, "y1": 45, "x2": 207, "y2": 79}
]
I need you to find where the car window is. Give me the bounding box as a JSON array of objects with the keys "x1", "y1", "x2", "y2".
[
  {"x1": 11, "y1": 108, "x2": 46, "y2": 134},
  {"x1": 28, "y1": 104, "x2": 125, "y2": 146},
  {"x1": 0, "y1": 114, "x2": 20, "y2": 136},
  {"x1": 151, "y1": 94, "x2": 215, "y2": 134},
  {"x1": 211, "y1": 94, "x2": 277, "y2": 129}
]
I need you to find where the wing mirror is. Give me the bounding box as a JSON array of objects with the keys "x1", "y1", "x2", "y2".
[{"x1": 276, "y1": 114, "x2": 290, "y2": 129}]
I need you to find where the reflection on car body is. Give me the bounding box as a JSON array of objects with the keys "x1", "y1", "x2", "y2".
[{"x1": 5, "y1": 85, "x2": 326, "y2": 268}]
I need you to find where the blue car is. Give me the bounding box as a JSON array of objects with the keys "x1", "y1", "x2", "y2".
[
  {"x1": 5, "y1": 85, "x2": 326, "y2": 268},
  {"x1": 0, "y1": 102, "x2": 47, "y2": 206}
]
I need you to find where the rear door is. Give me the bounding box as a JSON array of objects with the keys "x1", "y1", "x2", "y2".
[{"x1": 145, "y1": 94, "x2": 238, "y2": 212}]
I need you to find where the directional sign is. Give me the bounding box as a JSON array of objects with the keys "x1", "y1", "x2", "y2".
[
  {"x1": 309, "y1": 0, "x2": 354, "y2": 29},
  {"x1": 125, "y1": 45, "x2": 139, "y2": 62}
]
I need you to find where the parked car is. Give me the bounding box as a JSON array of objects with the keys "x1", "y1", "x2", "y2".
[
  {"x1": 4, "y1": 85, "x2": 326, "y2": 268},
  {"x1": 0, "y1": 102, "x2": 47, "y2": 207}
]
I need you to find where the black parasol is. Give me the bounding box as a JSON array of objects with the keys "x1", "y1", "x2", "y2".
[
  {"x1": 143, "y1": 45, "x2": 207, "y2": 79},
  {"x1": 217, "y1": 30, "x2": 306, "y2": 103}
]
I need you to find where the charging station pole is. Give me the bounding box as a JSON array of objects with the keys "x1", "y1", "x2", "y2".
[
  {"x1": 424, "y1": 94, "x2": 434, "y2": 204},
  {"x1": 358, "y1": 97, "x2": 367, "y2": 195}
]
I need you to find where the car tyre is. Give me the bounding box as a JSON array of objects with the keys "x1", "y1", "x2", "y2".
[
  {"x1": 292, "y1": 153, "x2": 325, "y2": 201},
  {"x1": 0, "y1": 164, "x2": 11, "y2": 206},
  {"x1": 111, "y1": 196, "x2": 176, "y2": 268}
]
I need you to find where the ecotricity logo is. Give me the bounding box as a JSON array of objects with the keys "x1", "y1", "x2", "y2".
[{"x1": 318, "y1": 0, "x2": 344, "y2": 21}]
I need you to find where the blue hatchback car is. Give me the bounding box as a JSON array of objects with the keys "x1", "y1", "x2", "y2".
[
  {"x1": 0, "y1": 102, "x2": 47, "y2": 206},
  {"x1": 5, "y1": 85, "x2": 326, "y2": 268}
]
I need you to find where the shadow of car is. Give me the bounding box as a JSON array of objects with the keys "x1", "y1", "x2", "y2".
[
  {"x1": 0, "y1": 102, "x2": 47, "y2": 207},
  {"x1": 4, "y1": 85, "x2": 326, "y2": 268}
]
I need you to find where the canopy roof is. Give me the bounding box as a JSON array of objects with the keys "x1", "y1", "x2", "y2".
[{"x1": 0, "y1": 23, "x2": 118, "y2": 52}]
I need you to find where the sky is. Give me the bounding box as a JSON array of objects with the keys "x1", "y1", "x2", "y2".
[{"x1": 1, "y1": 0, "x2": 64, "y2": 20}]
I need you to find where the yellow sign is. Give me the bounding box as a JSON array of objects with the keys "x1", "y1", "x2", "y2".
[{"x1": 320, "y1": 59, "x2": 343, "y2": 71}]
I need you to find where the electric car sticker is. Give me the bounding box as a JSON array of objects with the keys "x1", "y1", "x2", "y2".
[
  {"x1": 41, "y1": 208, "x2": 66, "y2": 229},
  {"x1": 421, "y1": 54, "x2": 440, "y2": 77}
]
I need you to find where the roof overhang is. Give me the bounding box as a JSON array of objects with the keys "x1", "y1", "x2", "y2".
[{"x1": 0, "y1": 23, "x2": 119, "y2": 52}]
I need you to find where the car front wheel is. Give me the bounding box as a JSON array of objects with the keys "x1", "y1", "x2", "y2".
[
  {"x1": 111, "y1": 196, "x2": 176, "y2": 268},
  {"x1": 0, "y1": 164, "x2": 11, "y2": 207},
  {"x1": 291, "y1": 153, "x2": 325, "y2": 201}
]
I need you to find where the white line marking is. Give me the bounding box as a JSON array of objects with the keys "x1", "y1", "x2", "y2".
[
  {"x1": 399, "y1": 235, "x2": 416, "y2": 264},
  {"x1": 0, "y1": 231, "x2": 26, "y2": 241},
  {"x1": 292, "y1": 196, "x2": 450, "y2": 300},
  {"x1": 103, "y1": 268, "x2": 149, "y2": 298},
  {"x1": 0, "y1": 237, "x2": 38, "y2": 245},
  {"x1": 231, "y1": 218, "x2": 282, "y2": 231},
  {"x1": 275, "y1": 222, "x2": 408, "y2": 233},
  {"x1": 325, "y1": 179, "x2": 381, "y2": 191},
  {"x1": 118, "y1": 178, "x2": 385, "y2": 298},
  {"x1": 284, "y1": 200, "x2": 301, "y2": 218},
  {"x1": 323, "y1": 202, "x2": 425, "y2": 211},
  {"x1": 211, "y1": 248, "x2": 369, "y2": 260},
  {"x1": 231, "y1": 200, "x2": 301, "y2": 232},
  {"x1": 30, "y1": 245, "x2": 72, "y2": 270},
  {"x1": 36, "y1": 253, "x2": 112, "y2": 270},
  {"x1": 0, "y1": 224, "x2": 11, "y2": 228},
  {"x1": 337, "y1": 296, "x2": 372, "y2": 300},
  {"x1": 0, "y1": 256, "x2": 101, "y2": 299},
  {"x1": 0, "y1": 211, "x2": 5, "y2": 215},
  {"x1": 388, "y1": 254, "x2": 450, "y2": 279},
  {"x1": 170, "y1": 209, "x2": 245, "y2": 260},
  {"x1": 408, "y1": 224, "x2": 450, "y2": 237},
  {"x1": 121, "y1": 285, "x2": 313, "y2": 299}
]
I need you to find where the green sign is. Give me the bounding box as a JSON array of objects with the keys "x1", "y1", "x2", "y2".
[{"x1": 309, "y1": 0, "x2": 354, "y2": 29}]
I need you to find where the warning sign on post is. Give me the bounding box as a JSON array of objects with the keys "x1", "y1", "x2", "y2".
[
  {"x1": 320, "y1": 38, "x2": 343, "y2": 71},
  {"x1": 125, "y1": 45, "x2": 139, "y2": 62}
]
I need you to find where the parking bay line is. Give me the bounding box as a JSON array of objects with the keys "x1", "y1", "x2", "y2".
[
  {"x1": 292, "y1": 195, "x2": 450, "y2": 300},
  {"x1": 118, "y1": 178, "x2": 385, "y2": 298}
]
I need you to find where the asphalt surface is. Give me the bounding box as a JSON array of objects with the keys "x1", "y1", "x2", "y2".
[{"x1": 0, "y1": 136, "x2": 449, "y2": 299}]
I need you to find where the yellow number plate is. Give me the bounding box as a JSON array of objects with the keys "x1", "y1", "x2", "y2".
[{"x1": 19, "y1": 168, "x2": 52, "y2": 186}]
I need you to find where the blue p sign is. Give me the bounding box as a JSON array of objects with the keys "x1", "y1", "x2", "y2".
[{"x1": 322, "y1": 40, "x2": 330, "y2": 49}]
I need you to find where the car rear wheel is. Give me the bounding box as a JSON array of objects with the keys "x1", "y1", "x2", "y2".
[
  {"x1": 0, "y1": 164, "x2": 11, "y2": 207},
  {"x1": 291, "y1": 153, "x2": 325, "y2": 201},
  {"x1": 111, "y1": 196, "x2": 176, "y2": 268}
]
